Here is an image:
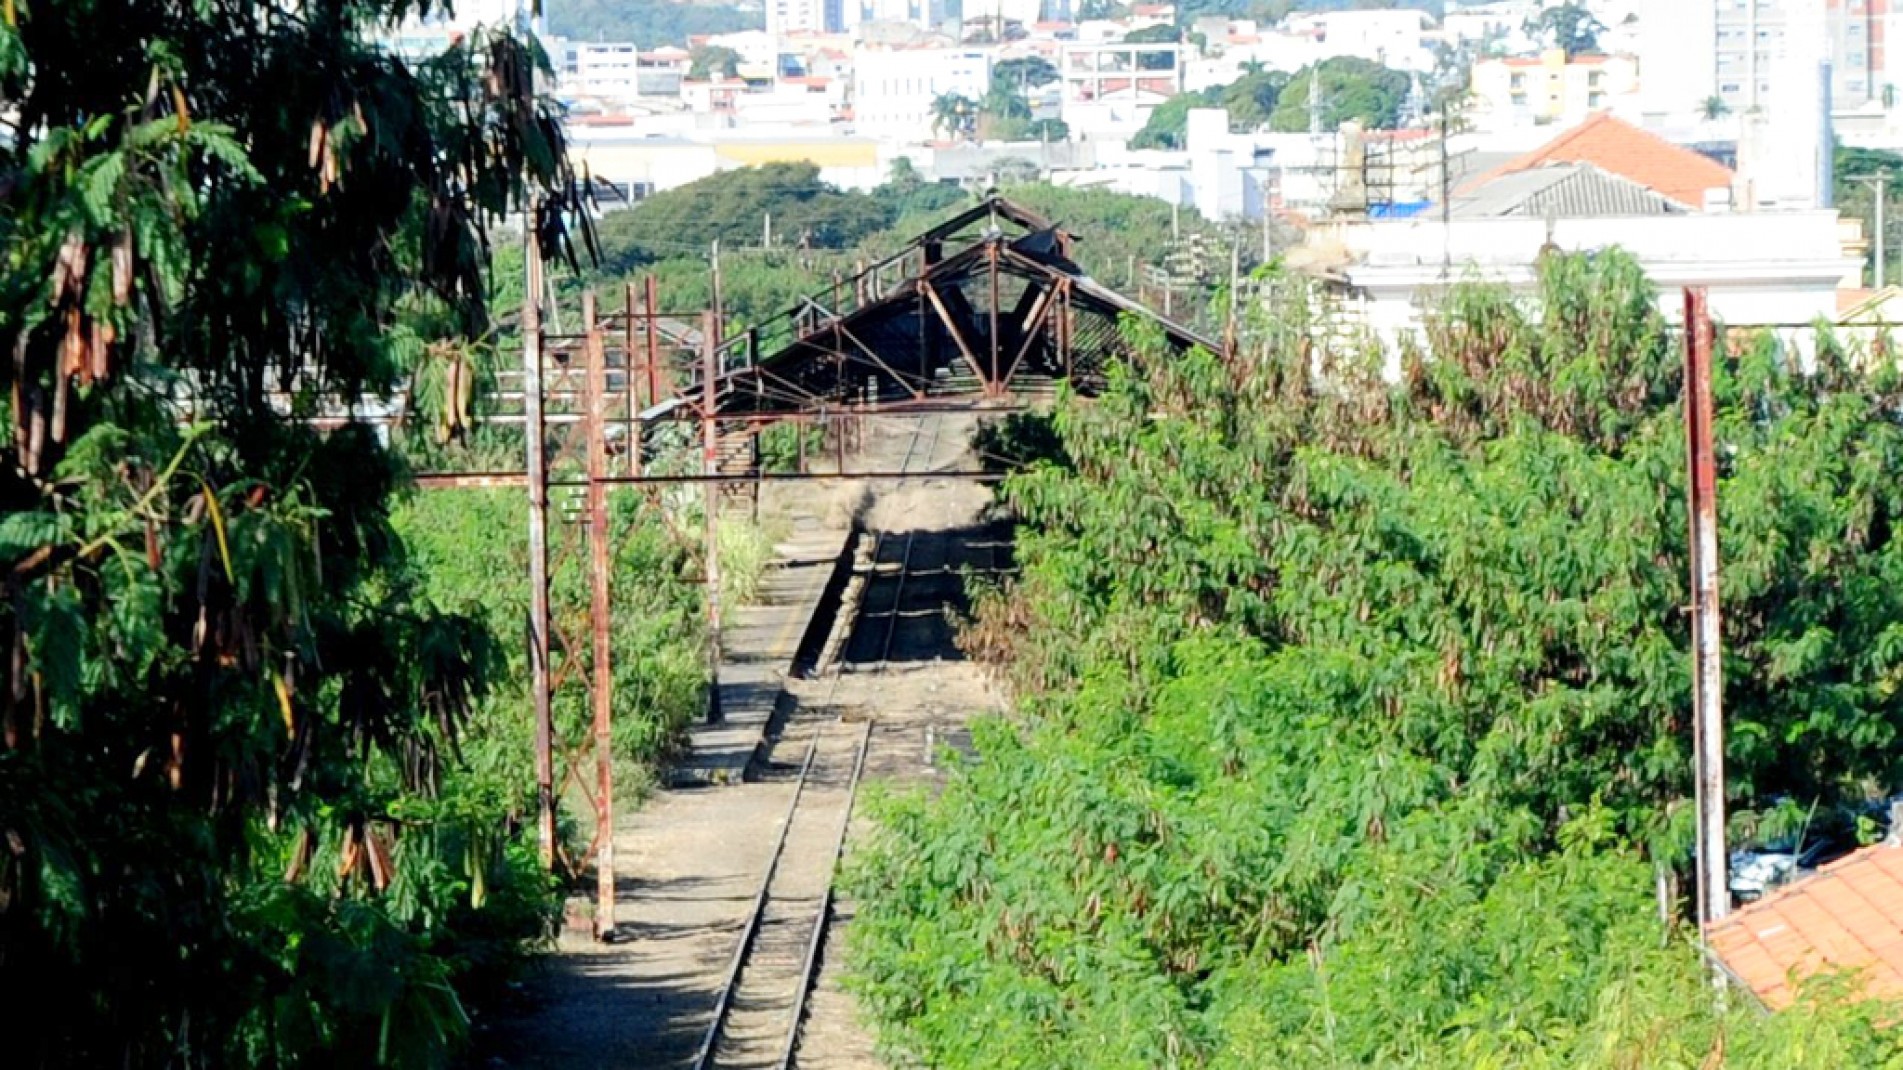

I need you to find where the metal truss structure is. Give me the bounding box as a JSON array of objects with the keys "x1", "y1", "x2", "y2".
[{"x1": 493, "y1": 196, "x2": 1214, "y2": 938}]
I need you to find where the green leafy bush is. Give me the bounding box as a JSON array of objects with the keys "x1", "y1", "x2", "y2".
[{"x1": 845, "y1": 251, "x2": 1903, "y2": 1067}]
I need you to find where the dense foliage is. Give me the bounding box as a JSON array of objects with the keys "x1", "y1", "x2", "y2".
[
  {"x1": 846, "y1": 253, "x2": 1903, "y2": 1066},
  {"x1": 1270, "y1": 56, "x2": 1413, "y2": 132},
  {"x1": 1132, "y1": 70, "x2": 1289, "y2": 149},
  {"x1": 1526, "y1": 1, "x2": 1606, "y2": 58},
  {"x1": 545, "y1": 0, "x2": 757, "y2": 49},
  {"x1": 0, "y1": 2, "x2": 591, "y2": 1065},
  {"x1": 1837, "y1": 145, "x2": 1903, "y2": 286},
  {"x1": 596, "y1": 163, "x2": 894, "y2": 265},
  {"x1": 1133, "y1": 57, "x2": 1405, "y2": 149}
]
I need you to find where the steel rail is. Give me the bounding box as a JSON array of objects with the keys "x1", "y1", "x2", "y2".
[
  {"x1": 774, "y1": 719, "x2": 872, "y2": 1070},
  {"x1": 695, "y1": 413, "x2": 937, "y2": 1070},
  {"x1": 688, "y1": 726, "x2": 822, "y2": 1070},
  {"x1": 871, "y1": 413, "x2": 944, "y2": 673},
  {"x1": 771, "y1": 414, "x2": 936, "y2": 1065}
]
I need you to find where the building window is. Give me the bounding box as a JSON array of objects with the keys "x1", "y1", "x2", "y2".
[
  {"x1": 1510, "y1": 72, "x2": 1525, "y2": 89},
  {"x1": 1589, "y1": 91, "x2": 1606, "y2": 107}
]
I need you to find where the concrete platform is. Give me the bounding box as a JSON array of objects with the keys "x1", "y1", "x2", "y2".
[{"x1": 669, "y1": 513, "x2": 853, "y2": 787}]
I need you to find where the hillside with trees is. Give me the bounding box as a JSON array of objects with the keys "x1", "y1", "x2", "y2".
[
  {"x1": 844, "y1": 255, "x2": 1903, "y2": 1066},
  {"x1": 546, "y1": 0, "x2": 757, "y2": 48}
]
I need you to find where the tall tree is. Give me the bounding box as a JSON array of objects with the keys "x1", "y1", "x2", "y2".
[
  {"x1": 1526, "y1": 2, "x2": 1606, "y2": 58},
  {"x1": 689, "y1": 44, "x2": 743, "y2": 80},
  {"x1": 0, "y1": 2, "x2": 585, "y2": 1064},
  {"x1": 932, "y1": 92, "x2": 978, "y2": 140}
]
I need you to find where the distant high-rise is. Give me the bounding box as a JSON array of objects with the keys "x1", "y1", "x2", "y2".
[{"x1": 1640, "y1": 0, "x2": 1891, "y2": 122}]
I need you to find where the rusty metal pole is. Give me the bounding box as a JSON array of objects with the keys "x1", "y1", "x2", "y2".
[
  {"x1": 624, "y1": 282, "x2": 640, "y2": 475},
  {"x1": 988, "y1": 242, "x2": 1002, "y2": 397},
  {"x1": 1060, "y1": 280, "x2": 1073, "y2": 381},
  {"x1": 522, "y1": 209, "x2": 556, "y2": 871},
  {"x1": 1684, "y1": 287, "x2": 1729, "y2": 933},
  {"x1": 701, "y1": 311, "x2": 724, "y2": 724},
  {"x1": 583, "y1": 293, "x2": 617, "y2": 938},
  {"x1": 710, "y1": 240, "x2": 725, "y2": 346},
  {"x1": 644, "y1": 275, "x2": 661, "y2": 414}
]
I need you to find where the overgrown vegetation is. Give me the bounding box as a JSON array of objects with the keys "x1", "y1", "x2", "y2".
[
  {"x1": 845, "y1": 253, "x2": 1903, "y2": 1066},
  {"x1": 0, "y1": 3, "x2": 592, "y2": 1066}
]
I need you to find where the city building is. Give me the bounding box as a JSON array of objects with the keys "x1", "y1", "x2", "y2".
[
  {"x1": 851, "y1": 47, "x2": 992, "y2": 141},
  {"x1": 556, "y1": 42, "x2": 690, "y2": 106},
  {"x1": 1058, "y1": 41, "x2": 1186, "y2": 139},
  {"x1": 1469, "y1": 49, "x2": 1640, "y2": 128},
  {"x1": 1284, "y1": 8, "x2": 1437, "y2": 72},
  {"x1": 1311, "y1": 209, "x2": 1859, "y2": 360},
  {"x1": 1633, "y1": 0, "x2": 1881, "y2": 125},
  {"x1": 1440, "y1": 1, "x2": 1536, "y2": 49}
]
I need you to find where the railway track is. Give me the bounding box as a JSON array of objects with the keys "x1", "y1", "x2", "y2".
[{"x1": 690, "y1": 415, "x2": 940, "y2": 1070}]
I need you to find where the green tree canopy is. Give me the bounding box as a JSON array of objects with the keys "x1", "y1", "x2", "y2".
[
  {"x1": 845, "y1": 250, "x2": 1903, "y2": 1070},
  {"x1": 548, "y1": 0, "x2": 757, "y2": 48},
  {"x1": 1270, "y1": 56, "x2": 1412, "y2": 131},
  {"x1": 1130, "y1": 70, "x2": 1287, "y2": 150},
  {"x1": 595, "y1": 163, "x2": 891, "y2": 263},
  {"x1": 0, "y1": 2, "x2": 587, "y2": 1064},
  {"x1": 688, "y1": 43, "x2": 742, "y2": 79},
  {"x1": 1527, "y1": 2, "x2": 1606, "y2": 58},
  {"x1": 992, "y1": 56, "x2": 1060, "y2": 92},
  {"x1": 1124, "y1": 22, "x2": 1182, "y2": 43}
]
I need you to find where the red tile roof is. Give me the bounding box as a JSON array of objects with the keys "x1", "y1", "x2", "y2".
[
  {"x1": 1707, "y1": 842, "x2": 1903, "y2": 1009},
  {"x1": 1462, "y1": 112, "x2": 1733, "y2": 210}
]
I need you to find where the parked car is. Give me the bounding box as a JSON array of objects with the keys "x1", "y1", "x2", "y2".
[{"x1": 1729, "y1": 833, "x2": 1853, "y2": 902}]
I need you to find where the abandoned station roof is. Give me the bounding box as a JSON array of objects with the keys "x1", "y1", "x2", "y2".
[{"x1": 700, "y1": 195, "x2": 1217, "y2": 415}]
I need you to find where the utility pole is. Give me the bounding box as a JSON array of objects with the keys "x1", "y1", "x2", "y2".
[
  {"x1": 515, "y1": 0, "x2": 556, "y2": 871},
  {"x1": 1865, "y1": 172, "x2": 1888, "y2": 287},
  {"x1": 1224, "y1": 239, "x2": 1240, "y2": 360},
  {"x1": 582, "y1": 293, "x2": 616, "y2": 940},
  {"x1": 701, "y1": 312, "x2": 724, "y2": 724},
  {"x1": 523, "y1": 209, "x2": 555, "y2": 872},
  {"x1": 763, "y1": 212, "x2": 772, "y2": 250},
  {"x1": 1683, "y1": 288, "x2": 1729, "y2": 937},
  {"x1": 710, "y1": 238, "x2": 725, "y2": 346}
]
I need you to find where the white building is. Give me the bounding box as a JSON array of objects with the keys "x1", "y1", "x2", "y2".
[
  {"x1": 767, "y1": 0, "x2": 828, "y2": 36},
  {"x1": 1286, "y1": 8, "x2": 1437, "y2": 73},
  {"x1": 1441, "y1": 1, "x2": 1538, "y2": 48},
  {"x1": 556, "y1": 42, "x2": 689, "y2": 106},
  {"x1": 1052, "y1": 108, "x2": 1272, "y2": 219},
  {"x1": 1633, "y1": 0, "x2": 1888, "y2": 123},
  {"x1": 851, "y1": 48, "x2": 992, "y2": 141},
  {"x1": 1058, "y1": 41, "x2": 1185, "y2": 139},
  {"x1": 1321, "y1": 210, "x2": 1860, "y2": 357}
]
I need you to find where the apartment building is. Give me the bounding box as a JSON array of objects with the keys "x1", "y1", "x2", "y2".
[
  {"x1": 1470, "y1": 49, "x2": 1640, "y2": 127},
  {"x1": 851, "y1": 48, "x2": 992, "y2": 141}
]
